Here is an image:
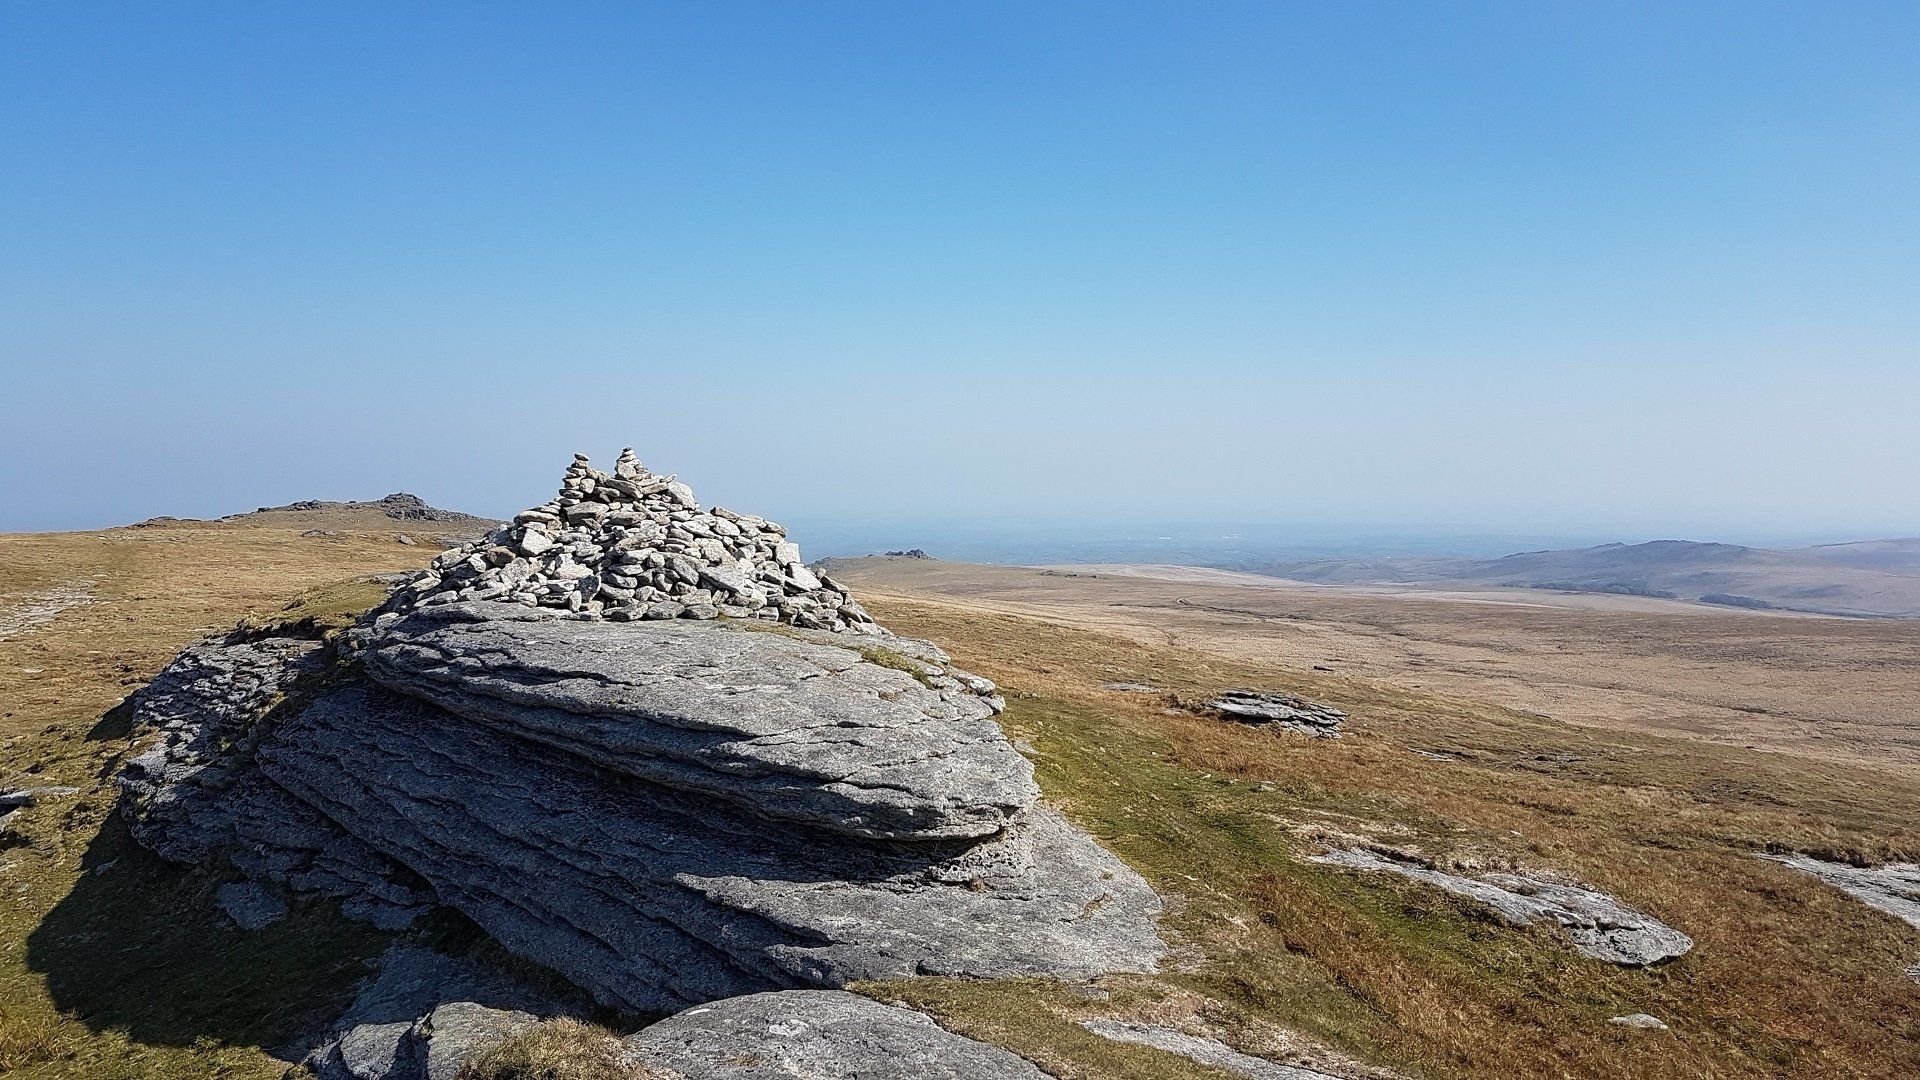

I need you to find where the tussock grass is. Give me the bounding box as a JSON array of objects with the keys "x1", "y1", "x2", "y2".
[{"x1": 456, "y1": 1017, "x2": 639, "y2": 1080}]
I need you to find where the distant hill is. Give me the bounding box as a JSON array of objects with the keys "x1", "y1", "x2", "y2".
[
  {"x1": 117, "y1": 492, "x2": 498, "y2": 543},
  {"x1": 1251, "y1": 538, "x2": 1920, "y2": 618}
]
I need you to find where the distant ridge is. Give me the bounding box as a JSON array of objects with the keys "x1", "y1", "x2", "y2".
[{"x1": 1248, "y1": 537, "x2": 1920, "y2": 618}]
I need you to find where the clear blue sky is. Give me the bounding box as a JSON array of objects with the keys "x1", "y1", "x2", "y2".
[{"x1": 3, "y1": 2, "x2": 1916, "y2": 543}]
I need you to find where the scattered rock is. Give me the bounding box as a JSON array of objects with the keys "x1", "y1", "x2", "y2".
[
  {"x1": 1207, "y1": 690, "x2": 1346, "y2": 738},
  {"x1": 1609, "y1": 1013, "x2": 1670, "y2": 1030},
  {"x1": 624, "y1": 990, "x2": 1048, "y2": 1078},
  {"x1": 882, "y1": 549, "x2": 933, "y2": 559},
  {"x1": 1079, "y1": 1019, "x2": 1343, "y2": 1080},
  {"x1": 0, "y1": 786, "x2": 80, "y2": 809},
  {"x1": 215, "y1": 881, "x2": 288, "y2": 929},
  {"x1": 1102, "y1": 682, "x2": 1161, "y2": 693},
  {"x1": 1758, "y1": 854, "x2": 1920, "y2": 929},
  {"x1": 1309, "y1": 848, "x2": 1691, "y2": 966},
  {"x1": 394, "y1": 533, "x2": 417, "y2": 546},
  {"x1": 0, "y1": 583, "x2": 94, "y2": 641},
  {"x1": 301, "y1": 529, "x2": 343, "y2": 538}
]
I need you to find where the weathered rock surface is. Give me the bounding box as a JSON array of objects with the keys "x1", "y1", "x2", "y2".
[
  {"x1": 260, "y1": 683, "x2": 1162, "y2": 1014},
  {"x1": 1080, "y1": 1019, "x2": 1345, "y2": 1080},
  {"x1": 357, "y1": 602, "x2": 1027, "y2": 840},
  {"x1": 1310, "y1": 848, "x2": 1691, "y2": 966},
  {"x1": 1208, "y1": 691, "x2": 1346, "y2": 737},
  {"x1": 624, "y1": 990, "x2": 1048, "y2": 1079},
  {"x1": 116, "y1": 632, "x2": 432, "y2": 928},
  {"x1": 1760, "y1": 853, "x2": 1920, "y2": 929},
  {"x1": 1609, "y1": 1013, "x2": 1670, "y2": 1030}
]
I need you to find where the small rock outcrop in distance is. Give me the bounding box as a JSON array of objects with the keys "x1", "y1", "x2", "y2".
[
  {"x1": 380, "y1": 449, "x2": 879, "y2": 632},
  {"x1": 1208, "y1": 690, "x2": 1346, "y2": 738},
  {"x1": 883, "y1": 548, "x2": 933, "y2": 558},
  {"x1": 240, "y1": 492, "x2": 478, "y2": 523},
  {"x1": 119, "y1": 448, "x2": 1166, "y2": 1026},
  {"x1": 1309, "y1": 847, "x2": 1691, "y2": 966}
]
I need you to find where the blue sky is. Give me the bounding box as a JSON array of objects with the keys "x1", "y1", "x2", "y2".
[{"x1": 3, "y1": 2, "x2": 1916, "y2": 544}]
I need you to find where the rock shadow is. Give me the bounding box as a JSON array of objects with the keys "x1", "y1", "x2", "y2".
[{"x1": 25, "y1": 811, "x2": 392, "y2": 1052}]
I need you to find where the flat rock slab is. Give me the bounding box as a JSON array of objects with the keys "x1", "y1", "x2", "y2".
[
  {"x1": 624, "y1": 990, "x2": 1047, "y2": 1078},
  {"x1": 1310, "y1": 848, "x2": 1691, "y2": 966},
  {"x1": 1760, "y1": 854, "x2": 1920, "y2": 929},
  {"x1": 1081, "y1": 1019, "x2": 1345, "y2": 1080},
  {"x1": 360, "y1": 603, "x2": 1034, "y2": 840},
  {"x1": 1208, "y1": 691, "x2": 1345, "y2": 738},
  {"x1": 261, "y1": 686, "x2": 1164, "y2": 1014}
]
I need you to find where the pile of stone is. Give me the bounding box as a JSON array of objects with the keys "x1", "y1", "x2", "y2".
[
  {"x1": 119, "y1": 448, "x2": 1166, "y2": 1044},
  {"x1": 383, "y1": 450, "x2": 877, "y2": 632},
  {"x1": 1208, "y1": 690, "x2": 1347, "y2": 738}
]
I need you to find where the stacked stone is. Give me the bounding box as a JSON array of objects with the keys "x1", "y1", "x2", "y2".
[{"x1": 384, "y1": 450, "x2": 877, "y2": 632}]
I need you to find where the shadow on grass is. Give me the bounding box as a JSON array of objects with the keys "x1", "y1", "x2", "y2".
[{"x1": 25, "y1": 812, "x2": 392, "y2": 1052}]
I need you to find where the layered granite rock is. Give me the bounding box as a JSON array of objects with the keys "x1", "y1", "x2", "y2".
[
  {"x1": 117, "y1": 631, "x2": 433, "y2": 928},
  {"x1": 120, "y1": 449, "x2": 1166, "y2": 1025},
  {"x1": 260, "y1": 681, "x2": 1159, "y2": 1014},
  {"x1": 353, "y1": 602, "x2": 1028, "y2": 840}
]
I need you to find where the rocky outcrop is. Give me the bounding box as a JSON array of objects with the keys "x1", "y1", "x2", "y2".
[
  {"x1": 380, "y1": 449, "x2": 877, "y2": 631},
  {"x1": 354, "y1": 603, "x2": 1027, "y2": 840},
  {"x1": 623, "y1": 991, "x2": 1048, "y2": 1079},
  {"x1": 1208, "y1": 691, "x2": 1346, "y2": 738},
  {"x1": 121, "y1": 450, "x2": 1165, "y2": 1023},
  {"x1": 1309, "y1": 848, "x2": 1691, "y2": 966},
  {"x1": 116, "y1": 631, "x2": 432, "y2": 928},
  {"x1": 260, "y1": 681, "x2": 1159, "y2": 1014}
]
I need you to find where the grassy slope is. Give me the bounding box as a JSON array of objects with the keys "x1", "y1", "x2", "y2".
[
  {"x1": 4, "y1": 528, "x2": 1918, "y2": 1078},
  {"x1": 855, "y1": 595, "x2": 1920, "y2": 1080},
  {"x1": 0, "y1": 522, "x2": 429, "y2": 1078}
]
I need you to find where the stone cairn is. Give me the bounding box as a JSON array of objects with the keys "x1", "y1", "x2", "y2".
[{"x1": 383, "y1": 450, "x2": 877, "y2": 632}]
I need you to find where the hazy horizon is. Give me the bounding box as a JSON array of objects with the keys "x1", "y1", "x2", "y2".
[{"x1": 5, "y1": 4, "x2": 1916, "y2": 541}]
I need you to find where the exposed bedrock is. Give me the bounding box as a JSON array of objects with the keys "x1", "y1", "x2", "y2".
[
  {"x1": 259, "y1": 684, "x2": 1162, "y2": 1014},
  {"x1": 118, "y1": 449, "x2": 1166, "y2": 1029},
  {"x1": 623, "y1": 990, "x2": 1050, "y2": 1078},
  {"x1": 355, "y1": 602, "x2": 1032, "y2": 841}
]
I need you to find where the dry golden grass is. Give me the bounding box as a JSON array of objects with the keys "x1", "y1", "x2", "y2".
[
  {"x1": 455, "y1": 1017, "x2": 637, "y2": 1080},
  {"x1": 0, "y1": 518, "x2": 436, "y2": 1080},
  {"x1": 851, "y1": 581, "x2": 1920, "y2": 1079},
  {"x1": 7, "y1": 523, "x2": 1918, "y2": 1078}
]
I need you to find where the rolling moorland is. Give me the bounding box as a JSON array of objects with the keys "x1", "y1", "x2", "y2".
[
  {"x1": 1, "y1": 504, "x2": 1918, "y2": 1079},
  {"x1": 1229, "y1": 537, "x2": 1920, "y2": 618}
]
